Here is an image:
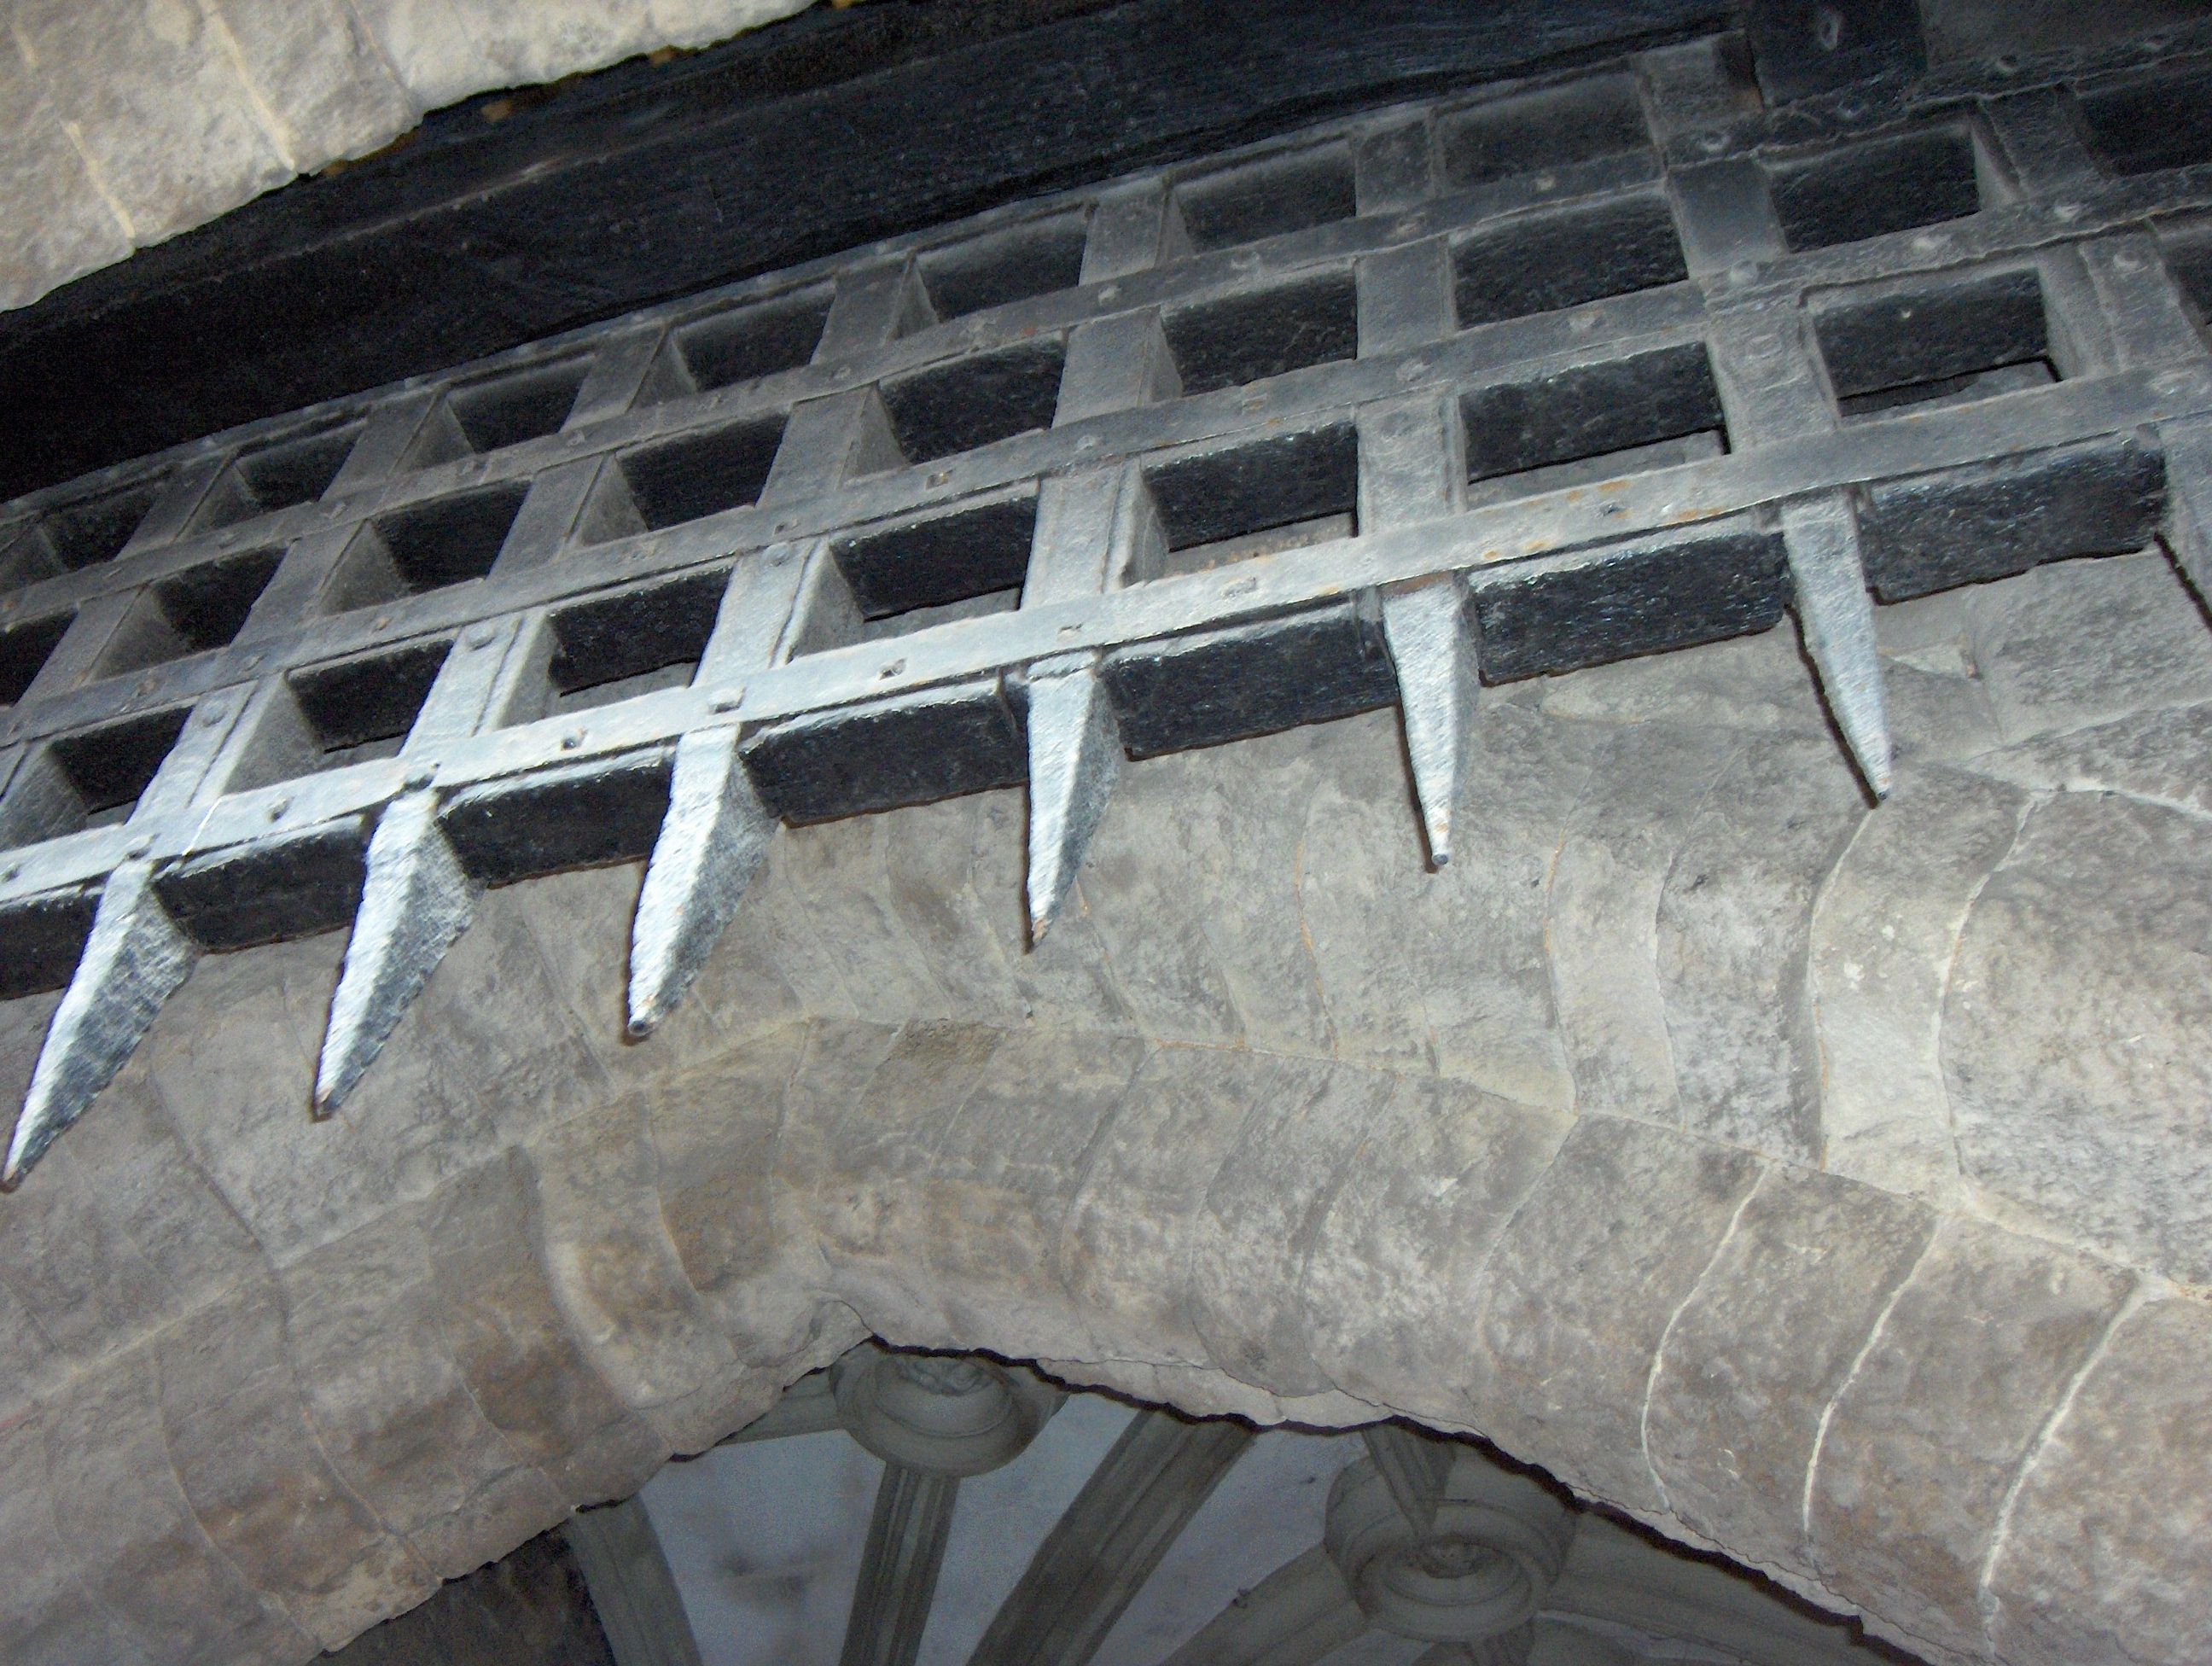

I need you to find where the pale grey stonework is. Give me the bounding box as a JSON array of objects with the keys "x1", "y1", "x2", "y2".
[{"x1": 3, "y1": 552, "x2": 2209, "y2": 1665}]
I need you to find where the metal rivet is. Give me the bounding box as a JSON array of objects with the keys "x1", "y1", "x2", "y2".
[
  {"x1": 927, "y1": 469, "x2": 953, "y2": 488},
  {"x1": 372, "y1": 615, "x2": 392, "y2": 629},
  {"x1": 775, "y1": 520, "x2": 795, "y2": 533},
  {"x1": 405, "y1": 766, "x2": 435, "y2": 789},
  {"x1": 269, "y1": 797, "x2": 290, "y2": 820},
  {"x1": 2, "y1": 865, "x2": 20, "y2": 883},
  {"x1": 468, "y1": 625, "x2": 498, "y2": 648},
  {"x1": 243, "y1": 654, "x2": 263, "y2": 669},
  {"x1": 1097, "y1": 283, "x2": 1121, "y2": 304},
  {"x1": 880, "y1": 658, "x2": 905, "y2": 679},
  {"x1": 126, "y1": 837, "x2": 150, "y2": 858},
  {"x1": 710, "y1": 686, "x2": 745, "y2": 713},
  {"x1": 1074, "y1": 434, "x2": 1100, "y2": 450},
  {"x1": 561, "y1": 731, "x2": 584, "y2": 749}
]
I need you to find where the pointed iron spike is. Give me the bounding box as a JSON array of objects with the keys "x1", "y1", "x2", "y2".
[
  {"x1": 1379, "y1": 575, "x2": 1479, "y2": 866},
  {"x1": 1024, "y1": 661, "x2": 1121, "y2": 947},
  {"x1": 3, "y1": 861, "x2": 198, "y2": 1190},
  {"x1": 1782, "y1": 493, "x2": 1892, "y2": 800},
  {"x1": 626, "y1": 725, "x2": 777, "y2": 1037},
  {"x1": 315, "y1": 793, "x2": 476, "y2": 1116}
]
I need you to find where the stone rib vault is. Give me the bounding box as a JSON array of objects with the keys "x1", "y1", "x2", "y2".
[{"x1": 2, "y1": 25, "x2": 2210, "y2": 1666}]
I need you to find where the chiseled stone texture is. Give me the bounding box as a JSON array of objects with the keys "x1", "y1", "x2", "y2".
[
  {"x1": 2, "y1": 0, "x2": 818, "y2": 310},
  {"x1": 2, "y1": 555, "x2": 2210, "y2": 1663}
]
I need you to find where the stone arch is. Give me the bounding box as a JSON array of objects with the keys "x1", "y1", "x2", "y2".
[{"x1": 3, "y1": 556, "x2": 2208, "y2": 1666}]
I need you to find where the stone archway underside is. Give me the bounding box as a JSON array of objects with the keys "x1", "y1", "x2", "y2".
[{"x1": 3, "y1": 557, "x2": 2210, "y2": 1666}]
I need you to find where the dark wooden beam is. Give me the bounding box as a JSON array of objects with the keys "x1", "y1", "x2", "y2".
[{"x1": 0, "y1": 0, "x2": 1730, "y2": 501}]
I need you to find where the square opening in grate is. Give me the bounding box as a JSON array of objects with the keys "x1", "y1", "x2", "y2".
[
  {"x1": 1174, "y1": 143, "x2": 1359, "y2": 253},
  {"x1": 649, "y1": 288, "x2": 836, "y2": 402},
  {"x1": 1, "y1": 611, "x2": 73, "y2": 706},
  {"x1": 448, "y1": 358, "x2": 592, "y2": 453},
  {"x1": 541, "y1": 567, "x2": 730, "y2": 716},
  {"x1": 1813, "y1": 268, "x2": 2057, "y2": 420},
  {"x1": 1767, "y1": 125, "x2": 1982, "y2": 252},
  {"x1": 227, "y1": 638, "x2": 453, "y2": 795},
  {"x1": 1161, "y1": 270, "x2": 1359, "y2": 397},
  {"x1": 323, "y1": 482, "x2": 531, "y2": 612},
  {"x1": 880, "y1": 339, "x2": 1068, "y2": 465},
  {"x1": 0, "y1": 707, "x2": 191, "y2": 850},
  {"x1": 919, "y1": 211, "x2": 1091, "y2": 320},
  {"x1": 97, "y1": 546, "x2": 285, "y2": 677},
  {"x1": 1138, "y1": 422, "x2": 1359, "y2": 580},
  {"x1": 832, "y1": 493, "x2": 1038, "y2": 620},
  {"x1": 788, "y1": 495, "x2": 1035, "y2": 658},
  {"x1": 1463, "y1": 343, "x2": 1729, "y2": 502},
  {"x1": 0, "y1": 477, "x2": 172, "y2": 586},
  {"x1": 2167, "y1": 224, "x2": 2212, "y2": 335},
  {"x1": 613, "y1": 416, "x2": 788, "y2": 532},
  {"x1": 1452, "y1": 193, "x2": 1688, "y2": 328},
  {"x1": 193, "y1": 420, "x2": 364, "y2": 532},
  {"x1": 2076, "y1": 71, "x2": 2212, "y2": 178},
  {"x1": 1438, "y1": 74, "x2": 1651, "y2": 190}
]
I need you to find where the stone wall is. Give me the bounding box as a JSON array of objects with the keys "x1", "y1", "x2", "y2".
[
  {"x1": 2, "y1": 549, "x2": 2209, "y2": 1666},
  {"x1": 0, "y1": 0, "x2": 815, "y2": 311}
]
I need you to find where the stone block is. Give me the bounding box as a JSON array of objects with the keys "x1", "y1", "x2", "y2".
[
  {"x1": 1076, "y1": 749, "x2": 1268, "y2": 1048},
  {"x1": 1808, "y1": 764, "x2": 2028, "y2": 1201},
  {"x1": 207, "y1": 0, "x2": 418, "y2": 170},
  {"x1": 0, "y1": 1407, "x2": 123, "y2": 1666},
  {"x1": 1977, "y1": 698, "x2": 2212, "y2": 819},
  {"x1": 507, "y1": 861, "x2": 731, "y2": 1086},
  {"x1": 1807, "y1": 1216, "x2": 2133, "y2": 1661},
  {"x1": 155, "y1": 1275, "x2": 434, "y2": 1649},
  {"x1": 1644, "y1": 1166, "x2": 1935, "y2": 1581},
  {"x1": 51, "y1": 1059, "x2": 264, "y2": 1321},
  {"x1": 772, "y1": 815, "x2": 959, "y2": 1026},
  {"x1": 45, "y1": 1344, "x2": 317, "y2": 1666},
  {"x1": 1303, "y1": 1075, "x2": 1569, "y2": 1420},
  {"x1": 0, "y1": 1075, "x2": 174, "y2": 1367},
  {"x1": 1985, "y1": 1296, "x2": 2212, "y2": 1666},
  {"x1": 1056, "y1": 1044, "x2": 1285, "y2": 1367},
  {"x1": 525, "y1": 1100, "x2": 748, "y2": 1452},
  {"x1": 1549, "y1": 723, "x2": 1738, "y2": 1125},
  {"x1": 875, "y1": 793, "x2": 1031, "y2": 1027},
  {"x1": 137, "y1": 933, "x2": 401, "y2": 1264},
  {"x1": 345, "y1": 877, "x2": 615, "y2": 1152},
  {"x1": 420, "y1": 1153, "x2": 668, "y2": 1506},
  {"x1": 1298, "y1": 704, "x2": 1587, "y2": 1105},
  {"x1": 1462, "y1": 1116, "x2": 1762, "y2": 1512},
  {"x1": 17, "y1": 0, "x2": 291, "y2": 249},
  {"x1": 1882, "y1": 661, "x2": 2004, "y2": 766},
  {"x1": 1185, "y1": 1057, "x2": 1395, "y2": 1399},
  {"x1": 1969, "y1": 551, "x2": 2212, "y2": 744},
  {"x1": 779, "y1": 1019, "x2": 1004, "y2": 1344},
  {"x1": 1175, "y1": 719, "x2": 1360, "y2": 1057},
  {"x1": 1538, "y1": 624, "x2": 1826, "y2": 734},
  {"x1": 0, "y1": 58, "x2": 131, "y2": 310},
  {"x1": 1656, "y1": 725, "x2": 1867, "y2": 1163},
  {"x1": 1943, "y1": 790, "x2": 2212, "y2": 1283},
  {"x1": 684, "y1": 833, "x2": 827, "y2": 1034},
  {"x1": 644, "y1": 1025, "x2": 808, "y2": 1343},
  {"x1": 888, "y1": 787, "x2": 1138, "y2": 1036},
  {"x1": 277, "y1": 1206, "x2": 566, "y2": 1577},
  {"x1": 0, "y1": 1268, "x2": 62, "y2": 1421},
  {"x1": 903, "y1": 1024, "x2": 1147, "y2": 1360}
]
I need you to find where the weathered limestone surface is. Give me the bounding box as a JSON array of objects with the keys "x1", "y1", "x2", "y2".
[
  {"x1": 0, "y1": 0, "x2": 818, "y2": 309},
  {"x1": 2, "y1": 553, "x2": 2209, "y2": 1664}
]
